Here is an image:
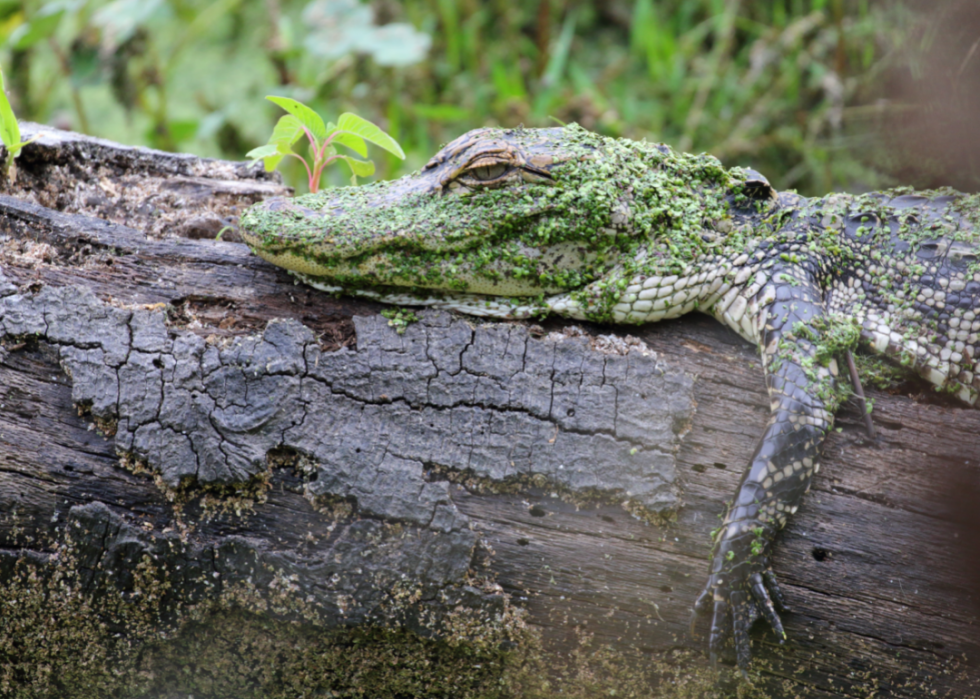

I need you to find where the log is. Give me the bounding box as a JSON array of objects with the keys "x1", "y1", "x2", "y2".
[{"x1": 0, "y1": 123, "x2": 978, "y2": 698}]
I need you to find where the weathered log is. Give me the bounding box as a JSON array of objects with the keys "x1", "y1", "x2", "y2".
[{"x1": 0, "y1": 124, "x2": 978, "y2": 698}]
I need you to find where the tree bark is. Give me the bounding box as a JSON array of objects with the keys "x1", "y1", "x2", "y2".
[{"x1": 0, "y1": 124, "x2": 978, "y2": 698}]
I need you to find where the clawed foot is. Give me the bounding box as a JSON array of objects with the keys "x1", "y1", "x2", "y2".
[{"x1": 690, "y1": 524, "x2": 790, "y2": 674}]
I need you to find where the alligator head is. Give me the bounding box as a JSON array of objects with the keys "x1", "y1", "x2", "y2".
[{"x1": 239, "y1": 123, "x2": 741, "y2": 296}]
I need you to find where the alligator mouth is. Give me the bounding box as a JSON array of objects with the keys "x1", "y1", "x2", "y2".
[
  {"x1": 238, "y1": 125, "x2": 597, "y2": 295},
  {"x1": 242, "y1": 169, "x2": 508, "y2": 259},
  {"x1": 245, "y1": 170, "x2": 436, "y2": 247},
  {"x1": 240, "y1": 183, "x2": 597, "y2": 297},
  {"x1": 241, "y1": 127, "x2": 573, "y2": 264}
]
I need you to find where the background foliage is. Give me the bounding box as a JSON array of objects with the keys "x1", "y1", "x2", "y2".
[{"x1": 1, "y1": 0, "x2": 978, "y2": 195}]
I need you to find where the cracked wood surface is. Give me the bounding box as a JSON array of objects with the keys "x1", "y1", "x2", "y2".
[{"x1": 0, "y1": 124, "x2": 978, "y2": 697}]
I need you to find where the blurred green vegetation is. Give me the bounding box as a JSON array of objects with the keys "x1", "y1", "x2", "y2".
[{"x1": 0, "y1": 0, "x2": 932, "y2": 195}]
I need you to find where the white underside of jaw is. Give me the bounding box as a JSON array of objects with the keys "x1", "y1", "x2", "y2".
[{"x1": 292, "y1": 271, "x2": 585, "y2": 320}]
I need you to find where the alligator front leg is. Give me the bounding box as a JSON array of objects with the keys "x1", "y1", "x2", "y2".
[{"x1": 693, "y1": 269, "x2": 839, "y2": 672}]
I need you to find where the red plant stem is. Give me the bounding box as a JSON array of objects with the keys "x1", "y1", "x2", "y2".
[
  {"x1": 310, "y1": 155, "x2": 343, "y2": 193},
  {"x1": 318, "y1": 131, "x2": 358, "y2": 161},
  {"x1": 284, "y1": 152, "x2": 313, "y2": 190}
]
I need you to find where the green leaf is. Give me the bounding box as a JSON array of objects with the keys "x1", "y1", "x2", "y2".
[
  {"x1": 91, "y1": 0, "x2": 166, "y2": 49},
  {"x1": 9, "y1": 4, "x2": 65, "y2": 50},
  {"x1": 336, "y1": 155, "x2": 376, "y2": 178},
  {"x1": 269, "y1": 114, "x2": 304, "y2": 148},
  {"x1": 182, "y1": 0, "x2": 241, "y2": 50},
  {"x1": 5, "y1": 133, "x2": 41, "y2": 159},
  {"x1": 337, "y1": 112, "x2": 405, "y2": 159},
  {"x1": 321, "y1": 121, "x2": 367, "y2": 155},
  {"x1": 0, "y1": 65, "x2": 21, "y2": 152},
  {"x1": 246, "y1": 143, "x2": 285, "y2": 172},
  {"x1": 266, "y1": 96, "x2": 327, "y2": 149},
  {"x1": 330, "y1": 131, "x2": 367, "y2": 157},
  {"x1": 262, "y1": 156, "x2": 285, "y2": 173},
  {"x1": 246, "y1": 143, "x2": 279, "y2": 160}
]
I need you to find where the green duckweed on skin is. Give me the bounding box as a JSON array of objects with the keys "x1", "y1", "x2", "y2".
[
  {"x1": 239, "y1": 124, "x2": 756, "y2": 312},
  {"x1": 240, "y1": 124, "x2": 978, "y2": 362}
]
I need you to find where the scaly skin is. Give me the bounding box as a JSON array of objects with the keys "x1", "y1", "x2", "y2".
[{"x1": 240, "y1": 124, "x2": 980, "y2": 671}]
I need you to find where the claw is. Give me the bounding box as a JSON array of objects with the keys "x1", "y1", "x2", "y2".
[
  {"x1": 690, "y1": 583, "x2": 711, "y2": 637},
  {"x1": 750, "y1": 572, "x2": 786, "y2": 641},
  {"x1": 708, "y1": 596, "x2": 729, "y2": 659},
  {"x1": 764, "y1": 568, "x2": 790, "y2": 612},
  {"x1": 845, "y1": 348, "x2": 876, "y2": 439},
  {"x1": 697, "y1": 531, "x2": 791, "y2": 672},
  {"x1": 693, "y1": 584, "x2": 711, "y2": 614},
  {"x1": 731, "y1": 589, "x2": 752, "y2": 671}
]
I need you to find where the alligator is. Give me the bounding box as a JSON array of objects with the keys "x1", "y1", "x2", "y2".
[{"x1": 239, "y1": 123, "x2": 980, "y2": 672}]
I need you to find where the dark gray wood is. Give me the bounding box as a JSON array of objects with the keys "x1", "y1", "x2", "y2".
[{"x1": 1, "y1": 124, "x2": 978, "y2": 698}]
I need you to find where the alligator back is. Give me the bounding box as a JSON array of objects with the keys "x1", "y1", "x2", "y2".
[{"x1": 818, "y1": 190, "x2": 980, "y2": 405}]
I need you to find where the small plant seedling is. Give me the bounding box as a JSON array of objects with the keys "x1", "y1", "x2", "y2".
[
  {"x1": 0, "y1": 65, "x2": 42, "y2": 182},
  {"x1": 247, "y1": 97, "x2": 404, "y2": 192}
]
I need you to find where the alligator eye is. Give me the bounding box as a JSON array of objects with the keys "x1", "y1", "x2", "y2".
[{"x1": 469, "y1": 163, "x2": 509, "y2": 181}]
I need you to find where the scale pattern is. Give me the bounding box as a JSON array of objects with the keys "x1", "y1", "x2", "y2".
[{"x1": 240, "y1": 125, "x2": 980, "y2": 672}]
